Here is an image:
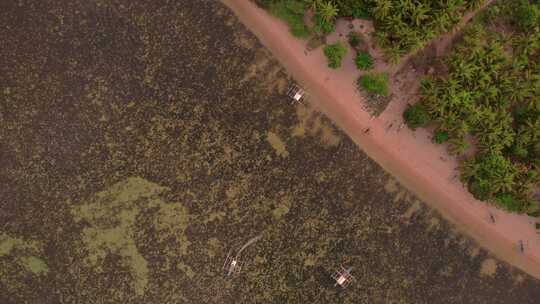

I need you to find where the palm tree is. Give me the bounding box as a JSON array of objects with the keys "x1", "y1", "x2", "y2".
[
  {"x1": 519, "y1": 118, "x2": 540, "y2": 147},
  {"x1": 449, "y1": 136, "x2": 469, "y2": 155},
  {"x1": 411, "y1": 3, "x2": 430, "y2": 27},
  {"x1": 496, "y1": 172, "x2": 517, "y2": 193},
  {"x1": 466, "y1": 0, "x2": 484, "y2": 10},
  {"x1": 460, "y1": 155, "x2": 479, "y2": 181},
  {"x1": 318, "y1": 1, "x2": 338, "y2": 23},
  {"x1": 372, "y1": 0, "x2": 392, "y2": 20},
  {"x1": 304, "y1": 0, "x2": 321, "y2": 11}
]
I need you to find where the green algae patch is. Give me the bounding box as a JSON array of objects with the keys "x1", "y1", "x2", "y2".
[
  {"x1": 72, "y1": 177, "x2": 191, "y2": 296},
  {"x1": 272, "y1": 196, "x2": 292, "y2": 220},
  {"x1": 266, "y1": 131, "x2": 289, "y2": 157},
  {"x1": 0, "y1": 234, "x2": 23, "y2": 256},
  {"x1": 0, "y1": 232, "x2": 48, "y2": 290},
  {"x1": 0, "y1": 233, "x2": 41, "y2": 257},
  {"x1": 20, "y1": 256, "x2": 49, "y2": 274}
]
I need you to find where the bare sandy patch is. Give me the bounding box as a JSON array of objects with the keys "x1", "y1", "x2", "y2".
[
  {"x1": 234, "y1": 31, "x2": 256, "y2": 49},
  {"x1": 480, "y1": 258, "x2": 498, "y2": 277},
  {"x1": 291, "y1": 104, "x2": 313, "y2": 137},
  {"x1": 403, "y1": 200, "x2": 422, "y2": 220},
  {"x1": 468, "y1": 246, "x2": 481, "y2": 258},
  {"x1": 428, "y1": 217, "x2": 441, "y2": 230},
  {"x1": 384, "y1": 178, "x2": 399, "y2": 194},
  {"x1": 319, "y1": 122, "x2": 341, "y2": 146},
  {"x1": 274, "y1": 77, "x2": 288, "y2": 94},
  {"x1": 514, "y1": 274, "x2": 525, "y2": 285},
  {"x1": 393, "y1": 189, "x2": 408, "y2": 203}
]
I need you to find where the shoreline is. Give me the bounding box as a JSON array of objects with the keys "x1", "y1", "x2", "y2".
[{"x1": 222, "y1": 0, "x2": 540, "y2": 279}]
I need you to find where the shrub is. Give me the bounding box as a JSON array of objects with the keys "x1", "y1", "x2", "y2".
[
  {"x1": 479, "y1": 4, "x2": 501, "y2": 25},
  {"x1": 403, "y1": 103, "x2": 432, "y2": 130},
  {"x1": 358, "y1": 73, "x2": 389, "y2": 97},
  {"x1": 529, "y1": 210, "x2": 540, "y2": 217},
  {"x1": 465, "y1": 0, "x2": 485, "y2": 10},
  {"x1": 334, "y1": 0, "x2": 371, "y2": 19},
  {"x1": 463, "y1": 153, "x2": 521, "y2": 205},
  {"x1": 514, "y1": 0, "x2": 540, "y2": 31},
  {"x1": 469, "y1": 180, "x2": 491, "y2": 201},
  {"x1": 354, "y1": 51, "x2": 373, "y2": 70},
  {"x1": 495, "y1": 193, "x2": 523, "y2": 212},
  {"x1": 313, "y1": 13, "x2": 336, "y2": 34},
  {"x1": 513, "y1": 106, "x2": 530, "y2": 124},
  {"x1": 323, "y1": 42, "x2": 347, "y2": 69},
  {"x1": 511, "y1": 145, "x2": 529, "y2": 159},
  {"x1": 433, "y1": 130, "x2": 449, "y2": 144},
  {"x1": 347, "y1": 31, "x2": 363, "y2": 48},
  {"x1": 269, "y1": 0, "x2": 310, "y2": 37}
]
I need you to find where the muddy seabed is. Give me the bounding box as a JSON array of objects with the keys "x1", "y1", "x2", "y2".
[{"x1": 0, "y1": 1, "x2": 539, "y2": 303}]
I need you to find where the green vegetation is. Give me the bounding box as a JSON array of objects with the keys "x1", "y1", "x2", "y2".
[
  {"x1": 331, "y1": 0, "x2": 371, "y2": 19},
  {"x1": 323, "y1": 42, "x2": 347, "y2": 68},
  {"x1": 410, "y1": 1, "x2": 540, "y2": 213},
  {"x1": 260, "y1": 0, "x2": 486, "y2": 61},
  {"x1": 310, "y1": 1, "x2": 339, "y2": 34},
  {"x1": 433, "y1": 129, "x2": 450, "y2": 144},
  {"x1": 260, "y1": 0, "x2": 343, "y2": 36},
  {"x1": 309, "y1": 0, "x2": 486, "y2": 61},
  {"x1": 313, "y1": 13, "x2": 336, "y2": 34},
  {"x1": 354, "y1": 51, "x2": 373, "y2": 70},
  {"x1": 369, "y1": 0, "x2": 485, "y2": 62},
  {"x1": 20, "y1": 256, "x2": 48, "y2": 275},
  {"x1": 318, "y1": 0, "x2": 339, "y2": 22},
  {"x1": 461, "y1": 153, "x2": 518, "y2": 201},
  {"x1": 337, "y1": 0, "x2": 486, "y2": 61},
  {"x1": 269, "y1": 0, "x2": 310, "y2": 37},
  {"x1": 403, "y1": 101, "x2": 432, "y2": 130},
  {"x1": 514, "y1": 0, "x2": 540, "y2": 31},
  {"x1": 358, "y1": 72, "x2": 389, "y2": 97},
  {"x1": 347, "y1": 31, "x2": 363, "y2": 48},
  {"x1": 72, "y1": 177, "x2": 190, "y2": 295},
  {"x1": 529, "y1": 210, "x2": 540, "y2": 217}
]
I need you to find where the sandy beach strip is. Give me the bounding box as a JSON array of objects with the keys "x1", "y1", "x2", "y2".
[{"x1": 222, "y1": 0, "x2": 540, "y2": 279}]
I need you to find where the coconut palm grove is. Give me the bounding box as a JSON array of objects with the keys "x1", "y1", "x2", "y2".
[{"x1": 405, "y1": 1, "x2": 540, "y2": 214}]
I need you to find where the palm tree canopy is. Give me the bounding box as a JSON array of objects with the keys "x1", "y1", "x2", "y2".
[{"x1": 318, "y1": 1, "x2": 338, "y2": 23}]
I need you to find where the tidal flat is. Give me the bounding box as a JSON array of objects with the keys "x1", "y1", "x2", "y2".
[{"x1": 0, "y1": 1, "x2": 539, "y2": 303}]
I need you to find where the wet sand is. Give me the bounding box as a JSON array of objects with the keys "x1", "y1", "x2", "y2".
[{"x1": 222, "y1": 0, "x2": 540, "y2": 279}]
